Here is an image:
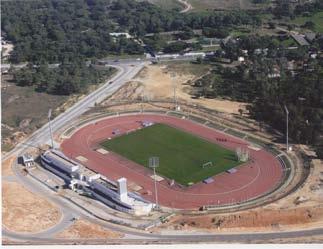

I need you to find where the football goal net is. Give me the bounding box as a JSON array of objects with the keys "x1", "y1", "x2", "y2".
[
  {"x1": 236, "y1": 147, "x2": 249, "y2": 162},
  {"x1": 202, "y1": 161, "x2": 213, "y2": 168}
]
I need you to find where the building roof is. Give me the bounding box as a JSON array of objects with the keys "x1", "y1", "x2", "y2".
[
  {"x1": 22, "y1": 154, "x2": 34, "y2": 162},
  {"x1": 291, "y1": 34, "x2": 310, "y2": 46}
]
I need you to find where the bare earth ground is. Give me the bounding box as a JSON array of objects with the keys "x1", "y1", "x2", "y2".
[
  {"x1": 1, "y1": 157, "x2": 14, "y2": 176},
  {"x1": 152, "y1": 158, "x2": 323, "y2": 233},
  {"x1": 2, "y1": 181, "x2": 62, "y2": 233},
  {"x1": 105, "y1": 63, "x2": 247, "y2": 114},
  {"x1": 55, "y1": 219, "x2": 123, "y2": 239}
]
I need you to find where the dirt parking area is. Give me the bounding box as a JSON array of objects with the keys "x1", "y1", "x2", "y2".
[
  {"x1": 56, "y1": 219, "x2": 123, "y2": 239},
  {"x1": 2, "y1": 181, "x2": 62, "y2": 233}
]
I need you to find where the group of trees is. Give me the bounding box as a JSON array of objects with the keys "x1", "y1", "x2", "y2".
[
  {"x1": 273, "y1": 0, "x2": 323, "y2": 18},
  {"x1": 13, "y1": 62, "x2": 115, "y2": 95},
  {"x1": 110, "y1": 0, "x2": 261, "y2": 36},
  {"x1": 1, "y1": 0, "x2": 145, "y2": 64},
  {"x1": 1, "y1": 0, "x2": 262, "y2": 65},
  {"x1": 193, "y1": 57, "x2": 323, "y2": 152}
]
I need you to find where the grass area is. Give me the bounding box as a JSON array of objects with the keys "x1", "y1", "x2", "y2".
[
  {"x1": 230, "y1": 27, "x2": 252, "y2": 37},
  {"x1": 1, "y1": 75, "x2": 69, "y2": 150},
  {"x1": 291, "y1": 11, "x2": 323, "y2": 33},
  {"x1": 198, "y1": 45, "x2": 221, "y2": 52},
  {"x1": 101, "y1": 123, "x2": 241, "y2": 185},
  {"x1": 103, "y1": 54, "x2": 146, "y2": 60},
  {"x1": 279, "y1": 37, "x2": 297, "y2": 47},
  {"x1": 187, "y1": 0, "x2": 258, "y2": 11},
  {"x1": 143, "y1": 0, "x2": 183, "y2": 10},
  {"x1": 161, "y1": 61, "x2": 211, "y2": 77}
]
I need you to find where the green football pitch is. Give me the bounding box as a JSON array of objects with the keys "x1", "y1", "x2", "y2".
[{"x1": 101, "y1": 123, "x2": 241, "y2": 186}]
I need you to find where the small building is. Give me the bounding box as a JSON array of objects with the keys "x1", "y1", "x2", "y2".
[
  {"x1": 238, "y1": 56, "x2": 245, "y2": 62},
  {"x1": 109, "y1": 32, "x2": 131, "y2": 39},
  {"x1": 291, "y1": 34, "x2": 310, "y2": 46},
  {"x1": 22, "y1": 154, "x2": 35, "y2": 168}
]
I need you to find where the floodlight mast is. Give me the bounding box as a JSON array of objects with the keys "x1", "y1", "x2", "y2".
[
  {"x1": 48, "y1": 109, "x2": 54, "y2": 149},
  {"x1": 284, "y1": 105, "x2": 289, "y2": 152},
  {"x1": 149, "y1": 157, "x2": 159, "y2": 209}
]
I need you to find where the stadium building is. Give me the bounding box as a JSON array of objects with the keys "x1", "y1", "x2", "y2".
[{"x1": 40, "y1": 149, "x2": 154, "y2": 215}]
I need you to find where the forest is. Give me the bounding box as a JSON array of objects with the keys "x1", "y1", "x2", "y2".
[
  {"x1": 1, "y1": 0, "x2": 260, "y2": 64},
  {"x1": 12, "y1": 62, "x2": 116, "y2": 95}
]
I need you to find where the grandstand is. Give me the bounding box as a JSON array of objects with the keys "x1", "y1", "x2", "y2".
[{"x1": 40, "y1": 149, "x2": 154, "y2": 214}]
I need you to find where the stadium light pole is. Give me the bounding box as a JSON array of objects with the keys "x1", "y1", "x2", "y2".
[
  {"x1": 48, "y1": 109, "x2": 54, "y2": 149},
  {"x1": 149, "y1": 156, "x2": 159, "y2": 209},
  {"x1": 284, "y1": 105, "x2": 289, "y2": 152},
  {"x1": 170, "y1": 72, "x2": 177, "y2": 110}
]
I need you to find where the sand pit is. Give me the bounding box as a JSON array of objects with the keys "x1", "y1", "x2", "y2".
[
  {"x1": 2, "y1": 182, "x2": 62, "y2": 233},
  {"x1": 56, "y1": 219, "x2": 123, "y2": 239}
]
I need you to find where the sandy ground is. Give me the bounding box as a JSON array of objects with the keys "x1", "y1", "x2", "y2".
[
  {"x1": 156, "y1": 205, "x2": 323, "y2": 233},
  {"x1": 2, "y1": 181, "x2": 62, "y2": 233},
  {"x1": 56, "y1": 219, "x2": 123, "y2": 239},
  {"x1": 105, "y1": 64, "x2": 247, "y2": 114},
  {"x1": 1, "y1": 157, "x2": 14, "y2": 176}
]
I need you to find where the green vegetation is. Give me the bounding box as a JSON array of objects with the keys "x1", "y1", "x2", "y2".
[
  {"x1": 1, "y1": 75, "x2": 69, "y2": 151},
  {"x1": 12, "y1": 63, "x2": 116, "y2": 95},
  {"x1": 2, "y1": 0, "x2": 261, "y2": 64},
  {"x1": 194, "y1": 33, "x2": 323, "y2": 147},
  {"x1": 291, "y1": 11, "x2": 323, "y2": 33},
  {"x1": 142, "y1": 0, "x2": 183, "y2": 11},
  {"x1": 101, "y1": 123, "x2": 241, "y2": 185}
]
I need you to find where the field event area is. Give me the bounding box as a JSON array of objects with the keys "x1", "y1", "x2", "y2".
[{"x1": 101, "y1": 123, "x2": 241, "y2": 186}]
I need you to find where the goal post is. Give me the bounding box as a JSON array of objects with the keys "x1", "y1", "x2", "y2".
[
  {"x1": 202, "y1": 161, "x2": 213, "y2": 168},
  {"x1": 236, "y1": 147, "x2": 249, "y2": 162}
]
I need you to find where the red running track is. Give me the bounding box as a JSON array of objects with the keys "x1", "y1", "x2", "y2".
[{"x1": 61, "y1": 114, "x2": 283, "y2": 209}]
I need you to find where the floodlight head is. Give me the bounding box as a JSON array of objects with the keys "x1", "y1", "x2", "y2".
[
  {"x1": 284, "y1": 105, "x2": 289, "y2": 115},
  {"x1": 149, "y1": 156, "x2": 159, "y2": 168},
  {"x1": 48, "y1": 108, "x2": 52, "y2": 119}
]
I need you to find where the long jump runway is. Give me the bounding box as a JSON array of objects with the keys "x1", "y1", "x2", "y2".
[{"x1": 61, "y1": 114, "x2": 283, "y2": 209}]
